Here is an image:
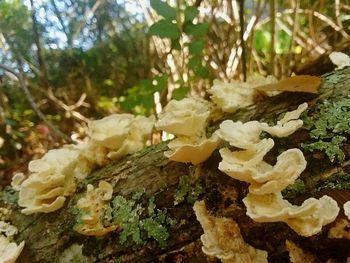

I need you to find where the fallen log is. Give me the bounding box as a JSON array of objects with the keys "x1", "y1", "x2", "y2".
[{"x1": 1, "y1": 68, "x2": 350, "y2": 263}]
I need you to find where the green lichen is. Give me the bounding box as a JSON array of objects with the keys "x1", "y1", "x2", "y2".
[
  {"x1": 141, "y1": 209, "x2": 175, "y2": 248},
  {"x1": 174, "y1": 175, "x2": 204, "y2": 205},
  {"x1": 281, "y1": 179, "x2": 306, "y2": 199},
  {"x1": 302, "y1": 136, "x2": 346, "y2": 163},
  {"x1": 0, "y1": 186, "x2": 19, "y2": 206},
  {"x1": 111, "y1": 195, "x2": 144, "y2": 245},
  {"x1": 316, "y1": 172, "x2": 350, "y2": 191},
  {"x1": 174, "y1": 167, "x2": 204, "y2": 205},
  {"x1": 110, "y1": 191, "x2": 175, "y2": 247},
  {"x1": 301, "y1": 98, "x2": 350, "y2": 162}
]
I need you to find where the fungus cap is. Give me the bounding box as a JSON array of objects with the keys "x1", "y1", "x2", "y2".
[
  {"x1": 209, "y1": 80, "x2": 255, "y2": 113},
  {"x1": 216, "y1": 120, "x2": 262, "y2": 149},
  {"x1": 0, "y1": 235, "x2": 25, "y2": 263},
  {"x1": 249, "y1": 149, "x2": 307, "y2": 195},
  {"x1": 344, "y1": 201, "x2": 350, "y2": 221},
  {"x1": 18, "y1": 171, "x2": 70, "y2": 215},
  {"x1": 243, "y1": 193, "x2": 339, "y2": 236},
  {"x1": 28, "y1": 147, "x2": 80, "y2": 175},
  {"x1": 164, "y1": 134, "x2": 220, "y2": 165},
  {"x1": 259, "y1": 103, "x2": 308, "y2": 138},
  {"x1": 87, "y1": 113, "x2": 134, "y2": 149},
  {"x1": 108, "y1": 115, "x2": 155, "y2": 160},
  {"x1": 155, "y1": 97, "x2": 210, "y2": 136}
]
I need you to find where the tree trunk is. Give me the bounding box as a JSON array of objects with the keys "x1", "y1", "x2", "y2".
[{"x1": 1, "y1": 68, "x2": 350, "y2": 262}]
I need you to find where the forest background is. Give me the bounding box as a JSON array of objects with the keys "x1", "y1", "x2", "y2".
[{"x1": 0, "y1": 0, "x2": 350, "y2": 187}]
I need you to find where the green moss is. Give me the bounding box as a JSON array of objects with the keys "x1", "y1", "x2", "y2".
[
  {"x1": 174, "y1": 175, "x2": 203, "y2": 205},
  {"x1": 281, "y1": 179, "x2": 306, "y2": 199},
  {"x1": 301, "y1": 98, "x2": 350, "y2": 163},
  {"x1": 316, "y1": 173, "x2": 350, "y2": 191},
  {"x1": 0, "y1": 186, "x2": 19, "y2": 206}
]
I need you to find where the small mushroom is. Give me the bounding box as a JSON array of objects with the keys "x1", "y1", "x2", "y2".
[
  {"x1": 329, "y1": 51, "x2": 350, "y2": 70},
  {"x1": 193, "y1": 200, "x2": 268, "y2": 263},
  {"x1": 75, "y1": 181, "x2": 119, "y2": 236}
]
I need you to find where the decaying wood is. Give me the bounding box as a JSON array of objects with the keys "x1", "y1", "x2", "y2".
[{"x1": 1, "y1": 68, "x2": 350, "y2": 263}]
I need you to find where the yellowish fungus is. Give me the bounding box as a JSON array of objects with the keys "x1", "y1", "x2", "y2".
[{"x1": 193, "y1": 200, "x2": 268, "y2": 263}]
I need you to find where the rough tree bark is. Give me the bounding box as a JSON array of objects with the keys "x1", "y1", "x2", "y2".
[{"x1": 1, "y1": 68, "x2": 350, "y2": 263}]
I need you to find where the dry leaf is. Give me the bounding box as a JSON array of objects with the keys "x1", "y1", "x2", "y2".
[{"x1": 256, "y1": 75, "x2": 321, "y2": 94}]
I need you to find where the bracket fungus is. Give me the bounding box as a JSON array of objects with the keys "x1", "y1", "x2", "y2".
[
  {"x1": 18, "y1": 147, "x2": 81, "y2": 215},
  {"x1": 155, "y1": 97, "x2": 211, "y2": 137},
  {"x1": 107, "y1": 115, "x2": 155, "y2": 160},
  {"x1": 156, "y1": 97, "x2": 220, "y2": 164},
  {"x1": 208, "y1": 76, "x2": 277, "y2": 113},
  {"x1": 216, "y1": 120, "x2": 263, "y2": 150},
  {"x1": 0, "y1": 222, "x2": 24, "y2": 263},
  {"x1": 219, "y1": 148, "x2": 306, "y2": 195},
  {"x1": 285, "y1": 240, "x2": 317, "y2": 263},
  {"x1": 17, "y1": 112, "x2": 155, "y2": 215},
  {"x1": 0, "y1": 235, "x2": 25, "y2": 263},
  {"x1": 164, "y1": 134, "x2": 220, "y2": 165},
  {"x1": 87, "y1": 113, "x2": 134, "y2": 149},
  {"x1": 216, "y1": 103, "x2": 340, "y2": 237},
  {"x1": 193, "y1": 200, "x2": 268, "y2": 263},
  {"x1": 258, "y1": 102, "x2": 308, "y2": 138},
  {"x1": 75, "y1": 181, "x2": 119, "y2": 236},
  {"x1": 243, "y1": 193, "x2": 339, "y2": 237}
]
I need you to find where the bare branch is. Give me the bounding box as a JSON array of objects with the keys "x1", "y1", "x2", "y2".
[{"x1": 0, "y1": 64, "x2": 73, "y2": 143}]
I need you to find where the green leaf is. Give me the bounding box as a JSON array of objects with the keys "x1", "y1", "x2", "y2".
[
  {"x1": 171, "y1": 39, "x2": 181, "y2": 50},
  {"x1": 172, "y1": 87, "x2": 189, "y2": 100},
  {"x1": 188, "y1": 40, "x2": 204, "y2": 55},
  {"x1": 188, "y1": 56, "x2": 201, "y2": 70},
  {"x1": 195, "y1": 65, "x2": 209, "y2": 78},
  {"x1": 188, "y1": 56, "x2": 209, "y2": 78},
  {"x1": 154, "y1": 74, "x2": 168, "y2": 91},
  {"x1": 149, "y1": 20, "x2": 181, "y2": 39},
  {"x1": 150, "y1": 0, "x2": 176, "y2": 20},
  {"x1": 184, "y1": 6, "x2": 199, "y2": 22},
  {"x1": 184, "y1": 22, "x2": 209, "y2": 37}
]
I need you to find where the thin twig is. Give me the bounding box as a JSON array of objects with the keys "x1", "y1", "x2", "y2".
[
  {"x1": 0, "y1": 64, "x2": 73, "y2": 143},
  {"x1": 269, "y1": 0, "x2": 276, "y2": 76},
  {"x1": 239, "y1": 0, "x2": 246, "y2": 81}
]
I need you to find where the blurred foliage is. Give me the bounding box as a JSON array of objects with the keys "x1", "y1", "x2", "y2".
[{"x1": 0, "y1": 0, "x2": 350, "y2": 185}]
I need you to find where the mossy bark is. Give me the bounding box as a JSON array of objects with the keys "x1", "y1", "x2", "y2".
[{"x1": 1, "y1": 68, "x2": 350, "y2": 263}]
